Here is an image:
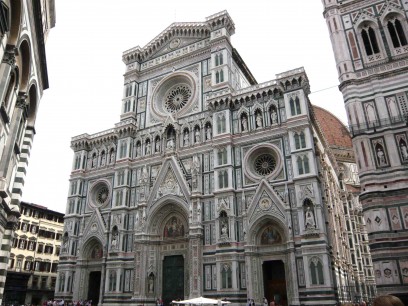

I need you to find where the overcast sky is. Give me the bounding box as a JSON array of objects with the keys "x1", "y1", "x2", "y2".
[{"x1": 22, "y1": 0, "x2": 346, "y2": 213}]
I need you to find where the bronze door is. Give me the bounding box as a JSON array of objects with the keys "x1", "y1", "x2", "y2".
[
  {"x1": 88, "y1": 271, "x2": 101, "y2": 305},
  {"x1": 162, "y1": 255, "x2": 184, "y2": 306}
]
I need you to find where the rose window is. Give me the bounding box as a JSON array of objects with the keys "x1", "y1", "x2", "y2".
[
  {"x1": 97, "y1": 187, "x2": 109, "y2": 204},
  {"x1": 164, "y1": 84, "x2": 192, "y2": 113},
  {"x1": 89, "y1": 181, "x2": 111, "y2": 208},
  {"x1": 254, "y1": 154, "x2": 276, "y2": 176}
]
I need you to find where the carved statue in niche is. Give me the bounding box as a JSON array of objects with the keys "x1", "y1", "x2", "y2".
[
  {"x1": 101, "y1": 152, "x2": 106, "y2": 166},
  {"x1": 400, "y1": 139, "x2": 408, "y2": 160},
  {"x1": 241, "y1": 115, "x2": 248, "y2": 132},
  {"x1": 184, "y1": 130, "x2": 189, "y2": 146},
  {"x1": 146, "y1": 141, "x2": 151, "y2": 155},
  {"x1": 167, "y1": 134, "x2": 175, "y2": 149},
  {"x1": 256, "y1": 112, "x2": 263, "y2": 128},
  {"x1": 136, "y1": 142, "x2": 141, "y2": 157},
  {"x1": 110, "y1": 150, "x2": 115, "y2": 164},
  {"x1": 111, "y1": 230, "x2": 119, "y2": 250},
  {"x1": 163, "y1": 216, "x2": 185, "y2": 238},
  {"x1": 376, "y1": 146, "x2": 386, "y2": 166},
  {"x1": 221, "y1": 221, "x2": 229, "y2": 238},
  {"x1": 195, "y1": 128, "x2": 200, "y2": 143},
  {"x1": 260, "y1": 225, "x2": 281, "y2": 244},
  {"x1": 155, "y1": 139, "x2": 161, "y2": 152},
  {"x1": 148, "y1": 273, "x2": 154, "y2": 293},
  {"x1": 92, "y1": 154, "x2": 97, "y2": 168},
  {"x1": 206, "y1": 125, "x2": 212, "y2": 140},
  {"x1": 305, "y1": 206, "x2": 316, "y2": 229},
  {"x1": 270, "y1": 108, "x2": 277, "y2": 124}
]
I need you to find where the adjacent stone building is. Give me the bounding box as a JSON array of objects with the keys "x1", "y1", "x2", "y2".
[
  {"x1": 0, "y1": 1, "x2": 55, "y2": 304},
  {"x1": 322, "y1": 0, "x2": 408, "y2": 302},
  {"x1": 3, "y1": 202, "x2": 64, "y2": 306},
  {"x1": 56, "y1": 11, "x2": 374, "y2": 306}
]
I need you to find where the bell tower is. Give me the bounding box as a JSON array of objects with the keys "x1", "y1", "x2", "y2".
[{"x1": 322, "y1": 0, "x2": 408, "y2": 302}]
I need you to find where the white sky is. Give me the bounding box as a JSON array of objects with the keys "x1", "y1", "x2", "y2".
[{"x1": 22, "y1": 0, "x2": 347, "y2": 213}]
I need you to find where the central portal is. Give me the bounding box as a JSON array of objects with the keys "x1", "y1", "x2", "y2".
[
  {"x1": 263, "y1": 260, "x2": 287, "y2": 306},
  {"x1": 87, "y1": 271, "x2": 101, "y2": 305},
  {"x1": 162, "y1": 255, "x2": 184, "y2": 306}
]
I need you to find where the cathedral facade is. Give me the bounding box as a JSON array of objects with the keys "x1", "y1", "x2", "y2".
[
  {"x1": 322, "y1": 0, "x2": 408, "y2": 302},
  {"x1": 56, "y1": 11, "x2": 374, "y2": 306}
]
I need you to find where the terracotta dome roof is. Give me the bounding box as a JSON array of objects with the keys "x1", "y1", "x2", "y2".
[{"x1": 313, "y1": 105, "x2": 352, "y2": 149}]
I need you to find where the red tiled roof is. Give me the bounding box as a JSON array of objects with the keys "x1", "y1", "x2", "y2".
[{"x1": 313, "y1": 105, "x2": 352, "y2": 149}]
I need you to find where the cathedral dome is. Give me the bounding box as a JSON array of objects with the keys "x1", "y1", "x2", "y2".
[{"x1": 313, "y1": 105, "x2": 352, "y2": 149}]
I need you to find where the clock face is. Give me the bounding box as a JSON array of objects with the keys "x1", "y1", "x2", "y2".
[{"x1": 259, "y1": 198, "x2": 271, "y2": 210}]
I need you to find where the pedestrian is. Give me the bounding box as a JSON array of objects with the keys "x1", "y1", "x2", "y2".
[{"x1": 263, "y1": 297, "x2": 268, "y2": 306}]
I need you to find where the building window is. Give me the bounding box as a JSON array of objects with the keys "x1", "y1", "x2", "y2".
[
  {"x1": 290, "y1": 97, "x2": 301, "y2": 116},
  {"x1": 59, "y1": 273, "x2": 65, "y2": 292},
  {"x1": 361, "y1": 26, "x2": 380, "y2": 56},
  {"x1": 294, "y1": 131, "x2": 306, "y2": 149},
  {"x1": 215, "y1": 69, "x2": 224, "y2": 84},
  {"x1": 310, "y1": 258, "x2": 324, "y2": 285},
  {"x1": 215, "y1": 53, "x2": 223, "y2": 66},
  {"x1": 218, "y1": 170, "x2": 228, "y2": 189},
  {"x1": 221, "y1": 264, "x2": 232, "y2": 289},
  {"x1": 218, "y1": 148, "x2": 228, "y2": 165},
  {"x1": 387, "y1": 18, "x2": 407, "y2": 48},
  {"x1": 297, "y1": 155, "x2": 310, "y2": 175},
  {"x1": 204, "y1": 264, "x2": 217, "y2": 291},
  {"x1": 109, "y1": 270, "x2": 117, "y2": 292},
  {"x1": 119, "y1": 140, "x2": 127, "y2": 159},
  {"x1": 74, "y1": 154, "x2": 81, "y2": 170},
  {"x1": 217, "y1": 113, "x2": 226, "y2": 134}
]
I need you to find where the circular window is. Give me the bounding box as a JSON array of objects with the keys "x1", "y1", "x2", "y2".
[
  {"x1": 150, "y1": 71, "x2": 197, "y2": 119},
  {"x1": 243, "y1": 143, "x2": 282, "y2": 181},
  {"x1": 164, "y1": 84, "x2": 192, "y2": 113},
  {"x1": 89, "y1": 181, "x2": 111, "y2": 208},
  {"x1": 254, "y1": 154, "x2": 276, "y2": 176}
]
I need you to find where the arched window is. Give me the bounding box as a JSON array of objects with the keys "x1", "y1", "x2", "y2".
[
  {"x1": 220, "y1": 70, "x2": 224, "y2": 82},
  {"x1": 297, "y1": 155, "x2": 310, "y2": 175},
  {"x1": 59, "y1": 273, "x2": 65, "y2": 292},
  {"x1": 290, "y1": 97, "x2": 301, "y2": 116},
  {"x1": 310, "y1": 258, "x2": 324, "y2": 285},
  {"x1": 221, "y1": 264, "x2": 232, "y2": 288},
  {"x1": 219, "y1": 53, "x2": 224, "y2": 65},
  {"x1": 218, "y1": 170, "x2": 228, "y2": 189},
  {"x1": 387, "y1": 18, "x2": 407, "y2": 48},
  {"x1": 361, "y1": 26, "x2": 380, "y2": 56},
  {"x1": 216, "y1": 71, "x2": 220, "y2": 83},
  {"x1": 217, "y1": 113, "x2": 226, "y2": 134},
  {"x1": 218, "y1": 147, "x2": 228, "y2": 165},
  {"x1": 300, "y1": 131, "x2": 306, "y2": 148}
]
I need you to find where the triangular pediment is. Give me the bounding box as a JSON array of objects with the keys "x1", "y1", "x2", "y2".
[
  {"x1": 247, "y1": 180, "x2": 287, "y2": 227},
  {"x1": 147, "y1": 156, "x2": 191, "y2": 209},
  {"x1": 82, "y1": 209, "x2": 106, "y2": 246}
]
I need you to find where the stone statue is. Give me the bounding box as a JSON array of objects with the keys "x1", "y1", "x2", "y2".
[
  {"x1": 241, "y1": 116, "x2": 248, "y2": 132},
  {"x1": 92, "y1": 154, "x2": 97, "y2": 168},
  {"x1": 111, "y1": 232, "x2": 118, "y2": 250},
  {"x1": 221, "y1": 221, "x2": 228, "y2": 238},
  {"x1": 148, "y1": 274, "x2": 154, "y2": 293},
  {"x1": 146, "y1": 142, "x2": 151, "y2": 155},
  {"x1": 271, "y1": 110, "x2": 277, "y2": 124},
  {"x1": 101, "y1": 153, "x2": 106, "y2": 166},
  {"x1": 184, "y1": 131, "x2": 189, "y2": 146},
  {"x1": 195, "y1": 129, "x2": 200, "y2": 143},
  {"x1": 136, "y1": 143, "x2": 141, "y2": 157},
  {"x1": 305, "y1": 207, "x2": 316, "y2": 229},
  {"x1": 192, "y1": 155, "x2": 200, "y2": 174},
  {"x1": 376, "y1": 147, "x2": 386, "y2": 165},
  {"x1": 400, "y1": 142, "x2": 408, "y2": 160},
  {"x1": 256, "y1": 113, "x2": 263, "y2": 128},
  {"x1": 110, "y1": 151, "x2": 115, "y2": 164},
  {"x1": 167, "y1": 135, "x2": 175, "y2": 149},
  {"x1": 155, "y1": 139, "x2": 160, "y2": 152},
  {"x1": 206, "y1": 126, "x2": 212, "y2": 140}
]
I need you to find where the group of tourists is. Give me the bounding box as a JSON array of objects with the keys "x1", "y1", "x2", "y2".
[{"x1": 43, "y1": 300, "x2": 93, "y2": 306}]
